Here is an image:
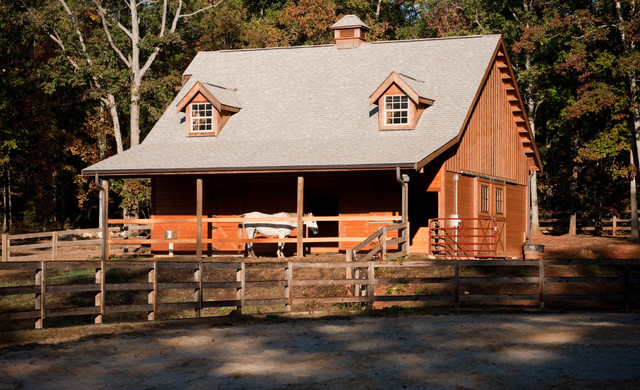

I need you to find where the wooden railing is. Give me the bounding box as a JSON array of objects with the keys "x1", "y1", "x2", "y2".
[
  {"x1": 345, "y1": 222, "x2": 409, "y2": 263},
  {"x1": 106, "y1": 215, "x2": 403, "y2": 257},
  {"x1": 3, "y1": 258, "x2": 638, "y2": 329}
]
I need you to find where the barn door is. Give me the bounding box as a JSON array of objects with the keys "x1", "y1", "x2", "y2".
[{"x1": 477, "y1": 180, "x2": 506, "y2": 257}]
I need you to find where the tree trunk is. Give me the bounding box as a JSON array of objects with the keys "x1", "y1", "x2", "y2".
[
  {"x1": 631, "y1": 150, "x2": 639, "y2": 238},
  {"x1": 2, "y1": 162, "x2": 8, "y2": 232},
  {"x1": 105, "y1": 94, "x2": 123, "y2": 154},
  {"x1": 524, "y1": 51, "x2": 540, "y2": 236}
]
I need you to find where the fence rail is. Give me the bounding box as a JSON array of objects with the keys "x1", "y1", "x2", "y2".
[
  {"x1": 1, "y1": 258, "x2": 638, "y2": 329},
  {"x1": 0, "y1": 227, "x2": 150, "y2": 262}
]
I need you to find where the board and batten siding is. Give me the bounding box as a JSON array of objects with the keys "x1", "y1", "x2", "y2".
[
  {"x1": 440, "y1": 51, "x2": 532, "y2": 258},
  {"x1": 444, "y1": 55, "x2": 530, "y2": 186}
]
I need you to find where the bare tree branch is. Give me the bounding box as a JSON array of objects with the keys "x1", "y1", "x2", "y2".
[{"x1": 91, "y1": 0, "x2": 131, "y2": 67}]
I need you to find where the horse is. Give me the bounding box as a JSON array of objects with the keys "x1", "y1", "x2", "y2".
[{"x1": 241, "y1": 211, "x2": 319, "y2": 257}]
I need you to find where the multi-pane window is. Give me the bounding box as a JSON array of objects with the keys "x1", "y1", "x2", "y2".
[
  {"x1": 385, "y1": 95, "x2": 409, "y2": 125},
  {"x1": 496, "y1": 188, "x2": 504, "y2": 214},
  {"x1": 480, "y1": 185, "x2": 489, "y2": 213},
  {"x1": 191, "y1": 103, "x2": 213, "y2": 132}
]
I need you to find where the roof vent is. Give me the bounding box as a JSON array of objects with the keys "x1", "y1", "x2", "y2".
[{"x1": 331, "y1": 15, "x2": 370, "y2": 49}]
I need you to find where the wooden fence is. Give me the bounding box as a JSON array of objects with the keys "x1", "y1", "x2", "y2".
[
  {"x1": 1, "y1": 258, "x2": 638, "y2": 329},
  {"x1": 539, "y1": 210, "x2": 640, "y2": 236},
  {"x1": 0, "y1": 226, "x2": 150, "y2": 262}
]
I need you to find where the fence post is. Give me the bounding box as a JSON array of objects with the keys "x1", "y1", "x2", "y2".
[
  {"x1": 366, "y1": 261, "x2": 375, "y2": 309},
  {"x1": 94, "y1": 265, "x2": 104, "y2": 324},
  {"x1": 381, "y1": 227, "x2": 387, "y2": 260},
  {"x1": 51, "y1": 232, "x2": 58, "y2": 261},
  {"x1": 194, "y1": 263, "x2": 202, "y2": 318},
  {"x1": 612, "y1": 215, "x2": 617, "y2": 236},
  {"x1": 539, "y1": 259, "x2": 545, "y2": 309},
  {"x1": 285, "y1": 262, "x2": 292, "y2": 312},
  {"x1": 35, "y1": 261, "x2": 46, "y2": 329},
  {"x1": 236, "y1": 263, "x2": 245, "y2": 312},
  {"x1": 148, "y1": 261, "x2": 157, "y2": 321},
  {"x1": 1, "y1": 234, "x2": 9, "y2": 262}
]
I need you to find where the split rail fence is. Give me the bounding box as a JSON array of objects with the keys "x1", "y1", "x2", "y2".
[
  {"x1": 539, "y1": 210, "x2": 640, "y2": 236},
  {"x1": 1, "y1": 258, "x2": 638, "y2": 329}
]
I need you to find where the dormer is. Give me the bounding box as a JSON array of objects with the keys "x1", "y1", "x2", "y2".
[
  {"x1": 331, "y1": 15, "x2": 370, "y2": 49},
  {"x1": 369, "y1": 72, "x2": 434, "y2": 130},
  {"x1": 176, "y1": 81, "x2": 241, "y2": 136}
]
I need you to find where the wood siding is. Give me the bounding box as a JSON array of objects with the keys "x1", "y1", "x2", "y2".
[
  {"x1": 440, "y1": 52, "x2": 532, "y2": 258},
  {"x1": 445, "y1": 56, "x2": 530, "y2": 186}
]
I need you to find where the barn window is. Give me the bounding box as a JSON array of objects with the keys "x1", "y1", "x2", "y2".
[
  {"x1": 385, "y1": 95, "x2": 409, "y2": 125},
  {"x1": 480, "y1": 185, "x2": 489, "y2": 213},
  {"x1": 190, "y1": 103, "x2": 213, "y2": 132},
  {"x1": 496, "y1": 187, "x2": 504, "y2": 214}
]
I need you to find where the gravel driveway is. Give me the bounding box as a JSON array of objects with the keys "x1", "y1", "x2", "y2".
[{"x1": 1, "y1": 312, "x2": 639, "y2": 389}]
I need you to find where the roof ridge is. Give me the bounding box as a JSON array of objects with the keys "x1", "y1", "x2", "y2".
[{"x1": 195, "y1": 34, "x2": 495, "y2": 55}]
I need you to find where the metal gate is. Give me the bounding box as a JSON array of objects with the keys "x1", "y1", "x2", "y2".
[{"x1": 428, "y1": 217, "x2": 498, "y2": 258}]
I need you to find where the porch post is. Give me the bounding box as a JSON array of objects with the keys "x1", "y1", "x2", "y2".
[
  {"x1": 196, "y1": 178, "x2": 203, "y2": 260},
  {"x1": 297, "y1": 176, "x2": 304, "y2": 257},
  {"x1": 101, "y1": 179, "x2": 109, "y2": 262}
]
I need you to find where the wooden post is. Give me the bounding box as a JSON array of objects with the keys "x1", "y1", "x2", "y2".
[
  {"x1": 236, "y1": 263, "x2": 245, "y2": 312},
  {"x1": 35, "y1": 261, "x2": 46, "y2": 329},
  {"x1": 51, "y1": 232, "x2": 58, "y2": 261},
  {"x1": 194, "y1": 263, "x2": 202, "y2": 318},
  {"x1": 101, "y1": 180, "x2": 109, "y2": 262},
  {"x1": 612, "y1": 215, "x2": 617, "y2": 236},
  {"x1": 539, "y1": 259, "x2": 545, "y2": 309},
  {"x1": 196, "y1": 178, "x2": 203, "y2": 260},
  {"x1": 297, "y1": 176, "x2": 304, "y2": 257},
  {"x1": 285, "y1": 262, "x2": 292, "y2": 312},
  {"x1": 95, "y1": 266, "x2": 104, "y2": 324},
  {"x1": 148, "y1": 261, "x2": 157, "y2": 321},
  {"x1": 381, "y1": 226, "x2": 387, "y2": 260},
  {"x1": 366, "y1": 261, "x2": 375, "y2": 309},
  {"x1": 1, "y1": 233, "x2": 8, "y2": 262}
]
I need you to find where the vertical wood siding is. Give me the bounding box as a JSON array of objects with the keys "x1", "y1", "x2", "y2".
[{"x1": 445, "y1": 59, "x2": 529, "y2": 185}]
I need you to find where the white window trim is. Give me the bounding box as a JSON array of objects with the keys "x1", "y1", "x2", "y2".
[
  {"x1": 190, "y1": 103, "x2": 214, "y2": 133},
  {"x1": 384, "y1": 94, "x2": 409, "y2": 126}
]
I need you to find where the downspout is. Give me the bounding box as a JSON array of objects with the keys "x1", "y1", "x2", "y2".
[
  {"x1": 396, "y1": 167, "x2": 409, "y2": 253},
  {"x1": 396, "y1": 167, "x2": 407, "y2": 223},
  {"x1": 527, "y1": 171, "x2": 534, "y2": 244}
]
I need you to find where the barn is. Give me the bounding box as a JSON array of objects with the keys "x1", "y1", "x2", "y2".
[{"x1": 83, "y1": 15, "x2": 541, "y2": 259}]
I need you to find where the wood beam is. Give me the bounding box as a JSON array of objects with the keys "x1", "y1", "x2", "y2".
[{"x1": 297, "y1": 176, "x2": 304, "y2": 257}]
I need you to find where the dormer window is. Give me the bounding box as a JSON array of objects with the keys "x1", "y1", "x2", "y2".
[
  {"x1": 370, "y1": 72, "x2": 434, "y2": 131},
  {"x1": 385, "y1": 95, "x2": 409, "y2": 125},
  {"x1": 177, "y1": 81, "x2": 241, "y2": 137},
  {"x1": 191, "y1": 103, "x2": 214, "y2": 132}
]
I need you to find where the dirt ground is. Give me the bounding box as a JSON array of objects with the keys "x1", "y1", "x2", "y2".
[
  {"x1": 531, "y1": 233, "x2": 640, "y2": 259},
  {"x1": 1, "y1": 311, "x2": 639, "y2": 389}
]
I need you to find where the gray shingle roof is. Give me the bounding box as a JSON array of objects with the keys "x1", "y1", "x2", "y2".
[
  {"x1": 83, "y1": 34, "x2": 502, "y2": 176},
  {"x1": 331, "y1": 14, "x2": 370, "y2": 30}
]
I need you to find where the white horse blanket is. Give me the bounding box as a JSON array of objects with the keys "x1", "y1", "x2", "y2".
[{"x1": 241, "y1": 211, "x2": 319, "y2": 257}]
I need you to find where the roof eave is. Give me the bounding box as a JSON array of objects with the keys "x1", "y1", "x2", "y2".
[{"x1": 82, "y1": 162, "x2": 416, "y2": 178}]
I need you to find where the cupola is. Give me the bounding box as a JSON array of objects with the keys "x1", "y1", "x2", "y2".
[{"x1": 331, "y1": 15, "x2": 370, "y2": 49}]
